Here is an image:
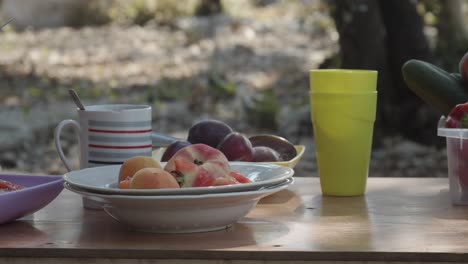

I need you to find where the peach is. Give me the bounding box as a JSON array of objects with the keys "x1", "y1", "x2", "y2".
[
  {"x1": 229, "y1": 171, "x2": 251, "y2": 184},
  {"x1": 164, "y1": 144, "x2": 232, "y2": 187},
  {"x1": 118, "y1": 156, "x2": 161, "y2": 182},
  {"x1": 130, "y1": 168, "x2": 180, "y2": 189}
]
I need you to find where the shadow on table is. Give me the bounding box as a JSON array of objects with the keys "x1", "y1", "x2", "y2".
[
  {"x1": 309, "y1": 195, "x2": 374, "y2": 251},
  {"x1": 0, "y1": 220, "x2": 48, "y2": 247},
  {"x1": 259, "y1": 189, "x2": 296, "y2": 204},
  {"x1": 76, "y1": 205, "x2": 290, "y2": 250}
]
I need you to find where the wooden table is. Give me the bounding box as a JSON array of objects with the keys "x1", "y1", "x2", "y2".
[{"x1": 2, "y1": 177, "x2": 468, "y2": 264}]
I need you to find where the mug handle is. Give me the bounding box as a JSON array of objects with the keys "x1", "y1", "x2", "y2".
[{"x1": 54, "y1": 119, "x2": 80, "y2": 172}]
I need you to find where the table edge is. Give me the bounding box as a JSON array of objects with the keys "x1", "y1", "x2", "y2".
[{"x1": 2, "y1": 248, "x2": 468, "y2": 262}]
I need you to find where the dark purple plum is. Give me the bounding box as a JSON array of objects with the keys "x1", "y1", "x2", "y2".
[
  {"x1": 217, "y1": 132, "x2": 253, "y2": 161},
  {"x1": 161, "y1": 140, "x2": 192, "y2": 162},
  {"x1": 249, "y1": 134, "x2": 297, "y2": 161},
  {"x1": 187, "y1": 119, "x2": 233, "y2": 148},
  {"x1": 251, "y1": 146, "x2": 281, "y2": 162}
]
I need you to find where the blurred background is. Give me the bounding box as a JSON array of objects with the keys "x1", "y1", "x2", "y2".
[{"x1": 0, "y1": 0, "x2": 464, "y2": 177}]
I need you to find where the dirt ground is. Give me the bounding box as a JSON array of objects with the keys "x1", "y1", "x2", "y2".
[{"x1": 0, "y1": 2, "x2": 449, "y2": 178}]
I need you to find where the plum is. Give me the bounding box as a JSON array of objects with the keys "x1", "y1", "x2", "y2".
[
  {"x1": 217, "y1": 132, "x2": 253, "y2": 161},
  {"x1": 187, "y1": 119, "x2": 233, "y2": 148},
  {"x1": 251, "y1": 146, "x2": 281, "y2": 162},
  {"x1": 161, "y1": 140, "x2": 192, "y2": 162},
  {"x1": 249, "y1": 134, "x2": 297, "y2": 161}
]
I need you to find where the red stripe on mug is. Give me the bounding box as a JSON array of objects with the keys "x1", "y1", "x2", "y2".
[
  {"x1": 88, "y1": 129, "x2": 152, "y2": 133},
  {"x1": 89, "y1": 144, "x2": 152, "y2": 149}
]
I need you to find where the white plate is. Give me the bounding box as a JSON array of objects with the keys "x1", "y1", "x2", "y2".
[
  {"x1": 64, "y1": 178, "x2": 293, "y2": 233},
  {"x1": 63, "y1": 162, "x2": 294, "y2": 195}
]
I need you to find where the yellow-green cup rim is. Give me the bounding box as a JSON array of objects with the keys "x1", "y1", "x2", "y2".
[
  {"x1": 310, "y1": 91, "x2": 377, "y2": 96},
  {"x1": 309, "y1": 69, "x2": 377, "y2": 74},
  {"x1": 310, "y1": 69, "x2": 378, "y2": 93}
]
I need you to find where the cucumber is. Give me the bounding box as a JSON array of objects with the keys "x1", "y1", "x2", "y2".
[{"x1": 402, "y1": 59, "x2": 468, "y2": 115}]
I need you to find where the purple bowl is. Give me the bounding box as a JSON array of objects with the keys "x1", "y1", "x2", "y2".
[{"x1": 0, "y1": 174, "x2": 64, "y2": 224}]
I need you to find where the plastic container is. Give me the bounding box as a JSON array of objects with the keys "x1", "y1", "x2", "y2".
[{"x1": 437, "y1": 116, "x2": 468, "y2": 205}]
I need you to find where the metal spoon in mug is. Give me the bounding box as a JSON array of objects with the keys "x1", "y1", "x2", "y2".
[
  {"x1": 67, "y1": 88, "x2": 179, "y2": 147},
  {"x1": 68, "y1": 89, "x2": 86, "y2": 110}
]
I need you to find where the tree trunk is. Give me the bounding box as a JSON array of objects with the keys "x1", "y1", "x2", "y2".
[
  {"x1": 442, "y1": 0, "x2": 468, "y2": 40},
  {"x1": 436, "y1": 0, "x2": 468, "y2": 72},
  {"x1": 195, "y1": 0, "x2": 223, "y2": 16},
  {"x1": 329, "y1": 0, "x2": 440, "y2": 146},
  {"x1": 329, "y1": 0, "x2": 390, "y2": 146},
  {"x1": 378, "y1": 0, "x2": 439, "y2": 145}
]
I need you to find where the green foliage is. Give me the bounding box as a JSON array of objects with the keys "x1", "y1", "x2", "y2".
[
  {"x1": 149, "y1": 78, "x2": 191, "y2": 102},
  {"x1": 107, "y1": 0, "x2": 197, "y2": 26},
  {"x1": 123, "y1": 0, "x2": 156, "y2": 26},
  {"x1": 68, "y1": 0, "x2": 199, "y2": 27},
  {"x1": 69, "y1": 1, "x2": 112, "y2": 27},
  {"x1": 153, "y1": 0, "x2": 198, "y2": 25},
  {"x1": 242, "y1": 90, "x2": 280, "y2": 130},
  {"x1": 26, "y1": 86, "x2": 41, "y2": 98},
  {"x1": 207, "y1": 73, "x2": 237, "y2": 99}
]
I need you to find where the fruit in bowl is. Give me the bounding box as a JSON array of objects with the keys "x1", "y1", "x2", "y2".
[
  {"x1": 164, "y1": 144, "x2": 250, "y2": 187},
  {"x1": 118, "y1": 156, "x2": 161, "y2": 183},
  {"x1": 160, "y1": 140, "x2": 192, "y2": 162},
  {"x1": 118, "y1": 144, "x2": 251, "y2": 189},
  {"x1": 130, "y1": 168, "x2": 180, "y2": 189},
  {"x1": 249, "y1": 134, "x2": 297, "y2": 161},
  {"x1": 158, "y1": 119, "x2": 304, "y2": 167},
  {"x1": 187, "y1": 119, "x2": 233, "y2": 148},
  {"x1": 0, "y1": 179, "x2": 25, "y2": 192},
  {"x1": 251, "y1": 146, "x2": 281, "y2": 162},
  {"x1": 217, "y1": 132, "x2": 253, "y2": 161}
]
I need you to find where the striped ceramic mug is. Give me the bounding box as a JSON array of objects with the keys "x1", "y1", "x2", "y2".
[{"x1": 54, "y1": 104, "x2": 152, "y2": 172}]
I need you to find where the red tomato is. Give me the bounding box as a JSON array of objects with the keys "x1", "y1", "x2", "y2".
[{"x1": 446, "y1": 102, "x2": 468, "y2": 128}]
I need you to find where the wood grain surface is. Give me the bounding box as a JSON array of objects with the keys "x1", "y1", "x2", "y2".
[{"x1": 2, "y1": 177, "x2": 468, "y2": 263}]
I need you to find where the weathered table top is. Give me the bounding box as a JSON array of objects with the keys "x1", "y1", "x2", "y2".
[{"x1": 2, "y1": 177, "x2": 468, "y2": 264}]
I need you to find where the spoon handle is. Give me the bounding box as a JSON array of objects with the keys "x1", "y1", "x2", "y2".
[{"x1": 68, "y1": 89, "x2": 86, "y2": 110}]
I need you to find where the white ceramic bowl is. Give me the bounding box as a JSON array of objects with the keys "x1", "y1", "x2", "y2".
[
  {"x1": 63, "y1": 162, "x2": 294, "y2": 195},
  {"x1": 65, "y1": 178, "x2": 293, "y2": 233}
]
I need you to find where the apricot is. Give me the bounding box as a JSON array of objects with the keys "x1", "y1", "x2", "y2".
[
  {"x1": 130, "y1": 168, "x2": 180, "y2": 189},
  {"x1": 118, "y1": 156, "x2": 161, "y2": 182},
  {"x1": 118, "y1": 177, "x2": 132, "y2": 189}
]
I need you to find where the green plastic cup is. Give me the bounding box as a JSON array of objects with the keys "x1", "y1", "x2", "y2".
[
  {"x1": 309, "y1": 70, "x2": 378, "y2": 196},
  {"x1": 310, "y1": 69, "x2": 377, "y2": 93},
  {"x1": 310, "y1": 92, "x2": 377, "y2": 122}
]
